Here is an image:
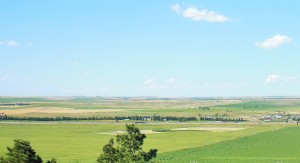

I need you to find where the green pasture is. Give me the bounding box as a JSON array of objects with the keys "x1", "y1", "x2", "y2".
[
  {"x1": 0, "y1": 123, "x2": 286, "y2": 163},
  {"x1": 158, "y1": 126, "x2": 300, "y2": 163},
  {"x1": 0, "y1": 97, "x2": 54, "y2": 103},
  {"x1": 214, "y1": 99, "x2": 300, "y2": 111}
]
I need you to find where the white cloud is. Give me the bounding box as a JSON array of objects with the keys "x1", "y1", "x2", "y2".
[
  {"x1": 183, "y1": 7, "x2": 229, "y2": 22},
  {"x1": 164, "y1": 78, "x2": 177, "y2": 84},
  {"x1": 144, "y1": 79, "x2": 156, "y2": 85},
  {"x1": 264, "y1": 74, "x2": 298, "y2": 84},
  {"x1": 171, "y1": 4, "x2": 181, "y2": 13},
  {"x1": 7, "y1": 41, "x2": 17, "y2": 46},
  {"x1": 171, "y1": 4, "x2": 229, "y2": 22},
  {"x1": 255, "y1": 34, "x2": 291, "y2": 49},
  {"x1": 165, "y1": 78, "x2": 191, "y2": 87},
  {"x1": 0, "y1": 40, "x2": 18, "y2": 47}
]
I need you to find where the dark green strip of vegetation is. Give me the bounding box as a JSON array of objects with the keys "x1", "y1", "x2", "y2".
[
  {"x1": 0, "y1": 97, "x2": 51, "y2": 103},
  {"x1": 0, "y1": 115, "x2": 245, "y2": 122}
]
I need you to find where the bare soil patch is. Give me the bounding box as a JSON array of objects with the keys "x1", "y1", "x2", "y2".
[
  {"x1": 1, "y1": 107, "x2": 123, "y2": 115},
  {"x1": 171, "y1": 127, "x2": 246, "y2": 132},
  {"x1": 98, "y1": 130, "x2": 163, "y2": 135}
]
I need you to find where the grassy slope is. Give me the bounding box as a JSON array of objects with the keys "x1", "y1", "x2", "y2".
[
  {"x1": 0, "y1": 123, "x2": 284, "y2": 163},
  {"x1": 158, "y1": 126, "x2": 300, "y2": 163}
]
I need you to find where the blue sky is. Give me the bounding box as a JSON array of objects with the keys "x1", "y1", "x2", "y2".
[{"x1": 1, "y1": 0, "x2": 300, "y2": 97}]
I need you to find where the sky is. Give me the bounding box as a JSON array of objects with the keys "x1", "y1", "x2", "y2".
[{"x1": 1, "y1": 0, "x2": 300, "y2": 97}]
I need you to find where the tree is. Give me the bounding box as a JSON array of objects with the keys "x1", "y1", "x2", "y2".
[
  {"x1": 0, "y1": 139, "x2": 56, "y2": 163},
  {"x1": 46, "y1": 158, "x2": 57, "y2": 163},
  {"x1": 97, "y1": 124, "x2": 158, "y2": 163},
  {"x1": 0, "y1": 139, "x2": 42, "y2": 163}
]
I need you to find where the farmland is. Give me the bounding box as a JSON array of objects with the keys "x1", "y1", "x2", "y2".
[
  {"x1": 2, "y1": 97, "x2": 300, "y2": 121},
  {"x1": 0, "y1": 123, "x2": 288, "y2": 162},
  {"x1": 158, "y1": 126, "x2": 300, "y2": 163},
  {"x1": 1, "y1": 97, "x2": 300, "y2": 162}
]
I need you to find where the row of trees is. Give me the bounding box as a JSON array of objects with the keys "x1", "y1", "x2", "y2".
[
  {"x1": 0, "y1": 115, "x2": 245, "y2": 122},
  {"x1": 199, "y1": 117, "x2": 245, "y2": 122},
  {"x1": 0, "y1": 103, "x2": 30, "y2": 106},
  {"x1": 0, "y1": 115, "x2": 198, "y2": 122},
  {"x1": 0, "y1": 124, "x2": 158, "y2": 163}
]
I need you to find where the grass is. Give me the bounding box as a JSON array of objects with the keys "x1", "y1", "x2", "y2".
[
  {"x1": 214, "y1": 99, "x2": 300, "y2": 111},
  {"x1": 0, "y1": 97, "x2": 53, "y2": 103},
  {"x1": 157, "y1": 126, "x2": 300, "y2": 163},
  {"x1": 0, "y1": 123, "x2": 285, "y2": 163}
]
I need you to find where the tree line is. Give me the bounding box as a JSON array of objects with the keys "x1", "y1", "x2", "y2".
[
  {"x1": 0, "y1": 115, "x2": 246, "y2": 122},
  {"x1": 0, "y1": 115, "x2": 198, "y2": 122},
  {"x1": 199, "y1": 117, "x2": 245, "y2": 122}
]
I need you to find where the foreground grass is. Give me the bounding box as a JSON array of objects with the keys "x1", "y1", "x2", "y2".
[
  {"x1": 158, "y1": 126, "x2": 300, "y2": 163},
  {"x1": 0, "y1": 123, "x2": 286, "y2": 163}
]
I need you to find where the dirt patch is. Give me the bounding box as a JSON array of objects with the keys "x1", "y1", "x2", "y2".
[
  {"x1": 98, "y1": 130, "x2": 163, "y2": 135},
  {"x1": 171, "y1": 127, "x2": 246, "y2": 132},
  {"x1": 289, "y1": 111, "x2": 300, "y2": 114}
]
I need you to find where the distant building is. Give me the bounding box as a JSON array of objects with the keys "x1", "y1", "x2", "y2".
[
  {"x1": 273, "y1": 115, "x2": 283, "y2": 119},
  {"x1": 134, "y1": 121, "x2": 147, "y2": 124},
  {"x1": 261, "y1": 115, "x2": 272, "y2": 120}
]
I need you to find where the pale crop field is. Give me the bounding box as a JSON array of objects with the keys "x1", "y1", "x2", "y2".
[{"x1": 0, "y1": 97, "x2": 245, "y2": 118}]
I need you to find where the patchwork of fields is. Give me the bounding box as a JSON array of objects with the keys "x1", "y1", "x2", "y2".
[{"x1": 1, "y1": 97, "x2": 300, "y2": 162}]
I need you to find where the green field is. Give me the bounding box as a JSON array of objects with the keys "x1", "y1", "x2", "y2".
[
  {"x1": 158, "y1": 126, "x2": 300, "y2": 163},
  {"x1": 0, "y1": 123, "x2": 287, "y2": 163}
]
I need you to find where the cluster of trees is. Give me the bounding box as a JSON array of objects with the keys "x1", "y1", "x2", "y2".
[
  {"x1": 187, "y1": 107, "x2": 210, "y2": 110},
  {"x1": 97, "y1": 124, "x2": 158, "y2": 163},
  {"x1": 243, "y1": 106, "x2": 259, "y2": 109},
  {"x1": 0, "y1": 103, "x2": 30, "y2": 106},
  {"x1": 0, "y1": 124, "x2": 158, "y2": 163},
  {"x1": 199, "y1": 117, "x2": 245, "y2": 122},
  {"x1": 198, "y1": 107, "x2": 210, "y2": 110},
  {"x1": 151, "y1": 115, "x2": 197, "y2": 121}
]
